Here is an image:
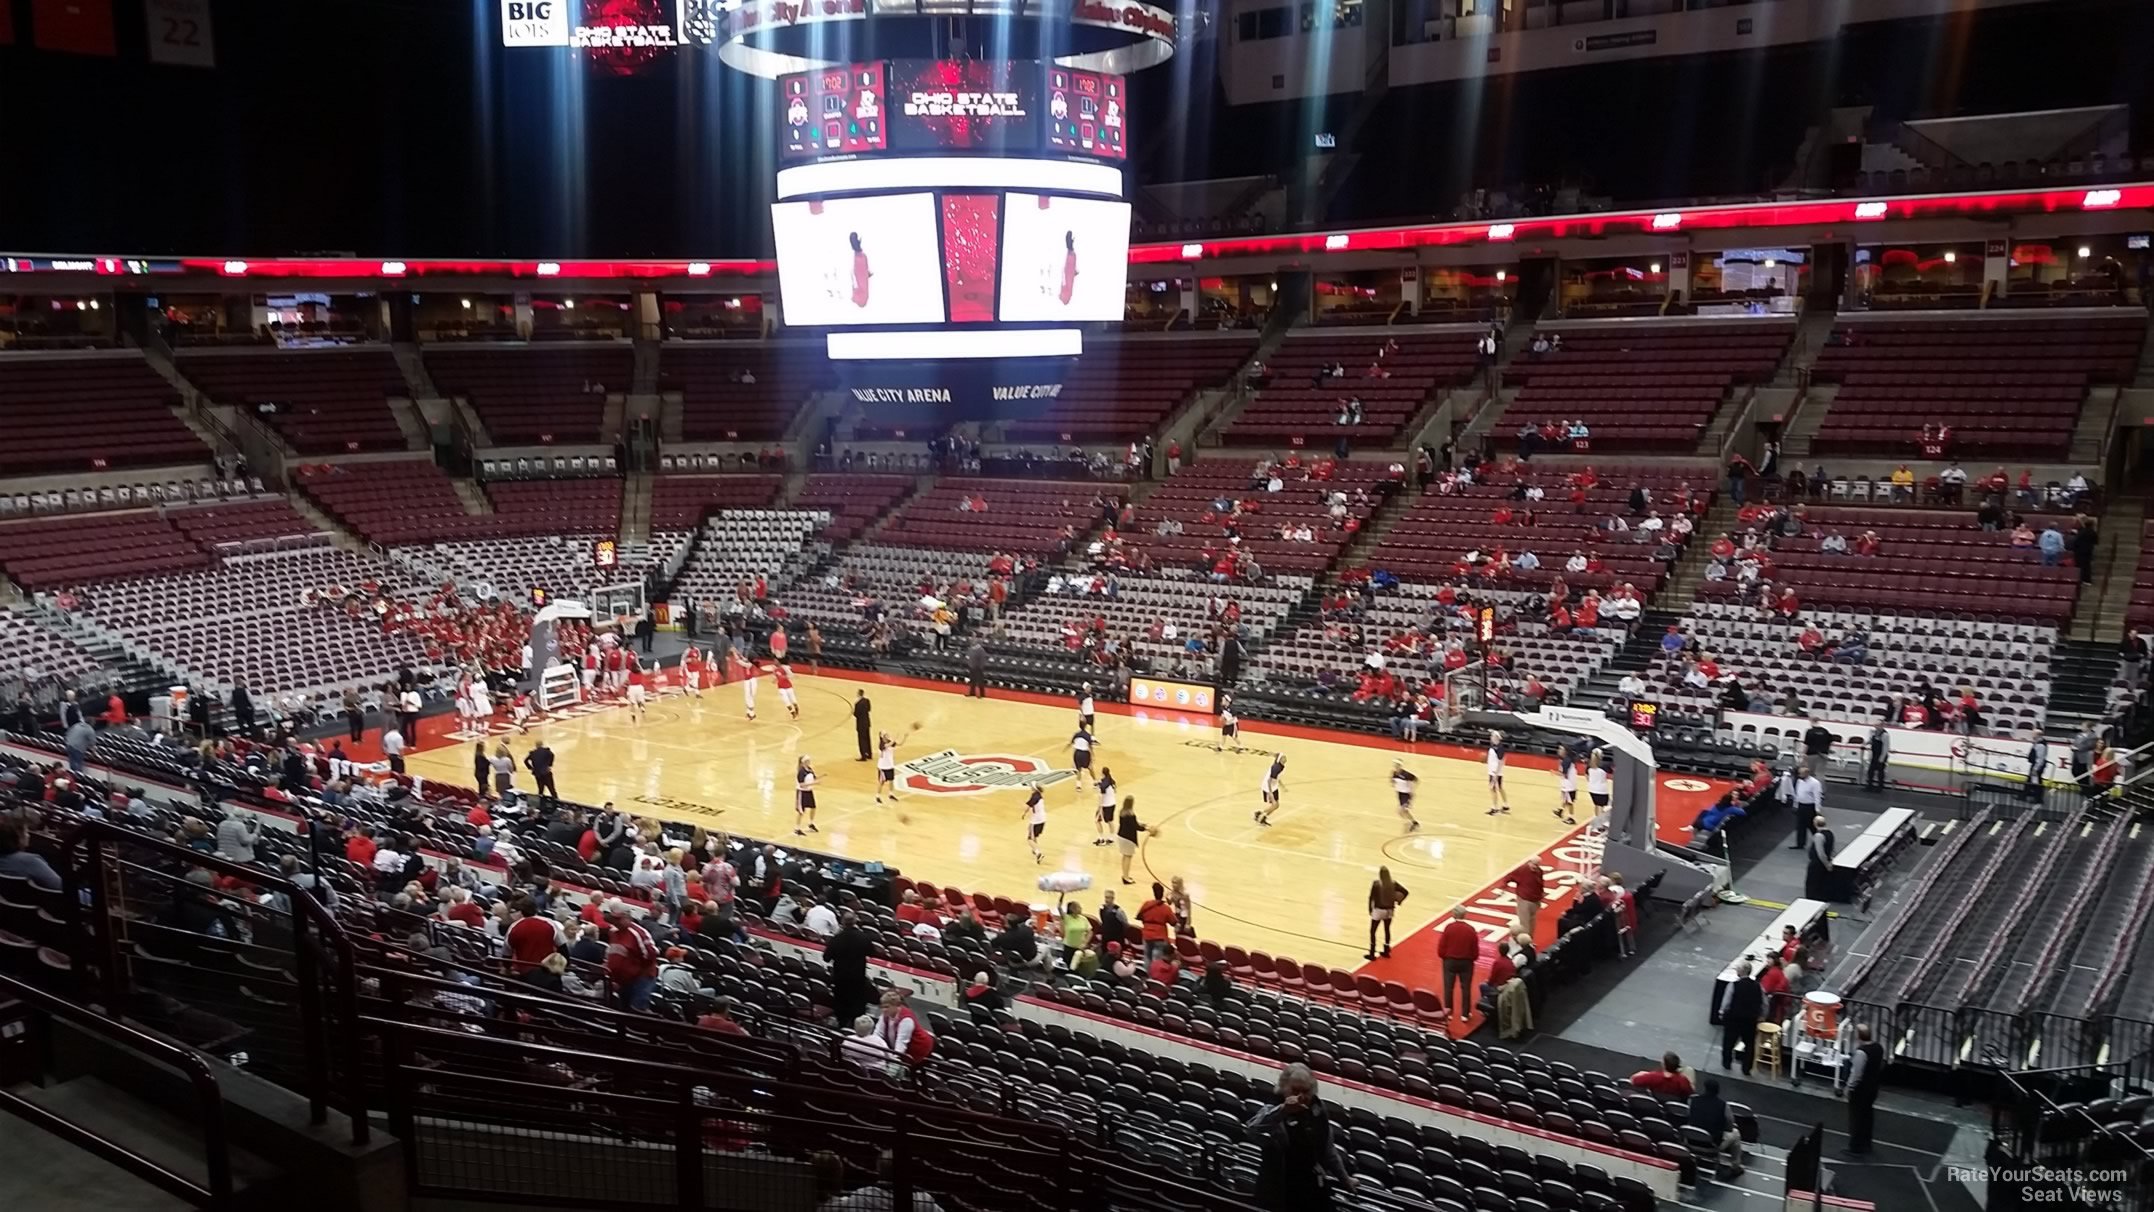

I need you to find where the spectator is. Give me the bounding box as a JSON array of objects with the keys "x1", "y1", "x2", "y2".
[
  {"x1": 1057, "y1": 902, "x2": 1092, "y2": 968},
  {"x1": 1759, "y1": 951, "x2": 1794, "y2": 1021},
  {"x1": 518, "y1": 952, "x2": 570, "y2": 994},
  {"x1": 1846, "y1": 1024, "x2": 1886, "y2": 1154},
  {"x1": 215, "y1": 810, "x2": 261, "y2": 864},
  {"x1": 0, "y1": 819, "x2": 61, "y2": 891},
  {"x1": 1202, "y1": 960, "x2": 1234, "y2": 1008},
  {"x1": 839, "y1": 1014, "x2": 899, "y2": 1077},
  {"x1": 1148, "y1": 950, "x2": 1183, "y2": 986},
  {"x1": 1630, "y1": 1052, "x2": 1695, "y2": 1098},
  {"x1": 1436, "y1": 907, "x2": 1480, "y2": 1022},
  {"x1": 1244, "y1": 1064, "x2": 1355, "y2": 1211},
  {"x1": 943, "y1": 906, "x2": 988, "y2": 949},
  {"x1": 601, "y1": 899, "x2": 659, "y2": 1011},
  {"x1": 1135, "y1": 881, "x2": 1178, "y2": 961},
  {"x1": 1503, "y1": 860, "x2": 1543, "y2": 937},
  {"x1": 2039, "y1": 525, "x2": 2065, "y2": 566},
  {"x1": 876, "y1": 989, "x2": 934, "y2": 1065},
  {"x1": 802, "y1": 894, "x2": 841, "y2": 938},
  {"x1": 994, "y1": 913, "x2": 1041, "y2": 973},
  {"x1": 1689, "y1": 1078, "x2": 1745, "y2": 1176},
  {"x1": 696, "y1": 995, "x2": 750, "y2": 1036},
  {"x1": 1804, "y1": 816, "x2": 1837, "y2": 900},
  {"x1": 504, "y1": 897, "x2": 560, "y2": 973},
  {"x1": 439, "y1": 885, "x2": 485, "y2": 929},
  {"x1": 1720, "y1": 961, "x2": 1764, "y2": 1074},
  {"x1": 827, "y1": 911, "x2": 874, "y2": 1022},
  {"x1": 959, "y1": 971, "x2": 1005, "y2": 1014}
]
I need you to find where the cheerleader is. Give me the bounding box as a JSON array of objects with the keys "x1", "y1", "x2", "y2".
[
  {"x1": 1068, "y1": 724, "x2": 1097, "y2": 791},
  {"x1": 774, "y1": 663, "x2": 800, "y2": 719},
  {"x1": 1077, "y1": 683, "x2": 1096, "y2": 732},
  {"x1": 1555, "y1": 741, "x2": 1578, "y2": 825},
  {"x1": 793, "y1": 756, "x2": 819, "y2": 835},
  {"x1": 1484, "y1": 729, "x2": 1512, "y2": 816},
  {"x1": 1586, "y1": 748, "x2": 1612, "y2": 817},
  {"x1": 875, "y1": 731, "x2": 900, "y2": 803},
  {"x1": 1021, "y1": 783, "x2": 1048, "y2": 863},
  {"x1": 681, "y1": 645, "x2": 704, "y2": 696},
  {"x1": 1254, "y1": 752, "x2": 1287, "y2": 826},
  {"x1": 1390, "y1": 762, "x2": 1422, "y2": 832},
  {"x1": 733, "y1": 650, "x2": 758, "y2": 719},
  {"x1": 1215, "y1": 693, "x2": 1243, "y2": 753},
  {"x1": 1092, "y1": 768, "x2": 1118, "y2": 844}
]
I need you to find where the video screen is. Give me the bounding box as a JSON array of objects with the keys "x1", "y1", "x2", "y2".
[
  {"x1": 1044, "y1": 67, "x2": 1127, "y2": 160},
  {"x1": 779, "y1": 63, "x2": 888, "y2": 160},
  {"x1": 771, "y1": 194, "x2": 946, "y2": 327},
  {"x1": 997, "y1": 193, "x2": 1131, "y2": 322},
  {"x1": 889, "y1": 60, "x2": 1038, "y2": 153},
  {"x1": 941, "y1": 195, "x2": 1001, "y2": 324}
]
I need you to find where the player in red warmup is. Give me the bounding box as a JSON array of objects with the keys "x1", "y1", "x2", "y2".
[
  {"x1": 773, "y1": 663, "x2": 801, "y2": 720},
  {"x1": 731, "y1": 649, "x2": 758, "y2": 720},
  {"x1": 849, "y1": 232, "x2": 871, "y2": 308},
  {"x1": 681, "y1": 645, "x2": 703, "y2": 697},
  {"x1": 625, "y1": 657, "x2": 649, "y2": 724},
  {"x1": 1059, "y1": 229, "x2": 1078, "y2": 305}
]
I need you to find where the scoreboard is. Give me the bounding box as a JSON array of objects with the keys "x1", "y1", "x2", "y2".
[{"x1": 779, "y1": 60, "x2": 1126, "y2": 165}]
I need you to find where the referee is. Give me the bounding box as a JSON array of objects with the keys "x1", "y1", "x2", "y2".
[{"x1": 853, "y1": 691, "x2": 874, "y2": 761}]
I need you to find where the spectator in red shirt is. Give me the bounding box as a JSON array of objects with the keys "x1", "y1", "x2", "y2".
[
  {"x1": 1148, "y1": 951, "x2": 1183, "y2": 986},
  {"x1": 1853, "y1": 530, "x2": 1881, "y2": 557},
  {"x1": 1136, "y1": 882, "x2": 1179, "y2": 960},
  {"x1": 503, "y1": 896, "x2": 560, "y2": 974},
  {"x1": 1437, "y1": 908, "x2": 1482, "y2": 1021},
  {"x1": 1758, "y1": 952, "x2": 1793, "y2": 1020},
  {"x1": 602, "y1": 899, "x2": 659, "y2": 1011},
  {"x1": 1504, "y1": 860, "x2": 1545, "y2": 937},
  {"x1": 439, "y1": 885, "x2": 486, "y2": 930},
  {"x1": 1630, "y1": 1053, "x2": 1696, "y2": 1099},
  {"x1": 696, "y1": 996, "x2": 751, "y2": 1036},
  {"x1": 465, "y1": 802, "x2": 492, "y2": 829},
  {"x1": 345, "y1": 826, "x2": 377, "y2": 869}
]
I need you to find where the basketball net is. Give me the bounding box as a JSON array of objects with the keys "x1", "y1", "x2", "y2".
[{"x1": 1437, "y1": 661, "x2": 1485, "y2": 734}]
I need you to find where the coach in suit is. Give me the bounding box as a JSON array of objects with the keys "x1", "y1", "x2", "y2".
[
  {"x1": 1720, "y1": 961, "x2": 1764, "y2": 1074},
  {"x1": 853, "y1": 691, "x2": 874, "y2": 761}
]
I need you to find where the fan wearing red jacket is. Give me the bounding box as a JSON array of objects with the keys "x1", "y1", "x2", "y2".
[{"x1": 1437, "y1": 909, "x2": 1482, "y2": 1024}]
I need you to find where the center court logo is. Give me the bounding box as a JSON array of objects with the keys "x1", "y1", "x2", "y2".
[
  {"x1": 1662, "y1": 777, "x2": 1712, "y2": 792},
  {"x1": 897, "y1": 749, "x2": 1074, "y2": 796}
]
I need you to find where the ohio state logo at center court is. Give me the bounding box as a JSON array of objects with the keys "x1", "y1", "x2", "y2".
[{"x1": 897, "y1": 749, "x2": 1075, "y2": 795}]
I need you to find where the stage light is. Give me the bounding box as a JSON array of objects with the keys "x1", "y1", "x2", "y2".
[
  {"x1": 1763, "y1": 259, "x2": 1776, "y2": 268},
  {"x1": 75, "y1": 300, "x2": 86, "y2": 310},
  {"x1": 88, "y1": 299, "x2": 99, "y2": 310},
  {"x1": 222, "y1": 260, "x2": 248, "y2": 275}
]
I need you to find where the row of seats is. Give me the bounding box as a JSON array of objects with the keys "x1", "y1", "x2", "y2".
[
  {"x1": 0, "y1": 353, "x2": 207, "y2": 473},
  {"x1": 1002, "y1": 336, "x2": 1256, "y2": 445},
  {"x1": 176, "y1": 348, "x2": 410, "y2": 453},
  {"x1": 660, "y1": 344, "x2": 833, "y2": 442},
  {"x1": 1226, "y1": 330, "x2": 1479, "y2": 446},
  {"x1": 428, "y1": 345, "x2": 632, "y2": 444}
]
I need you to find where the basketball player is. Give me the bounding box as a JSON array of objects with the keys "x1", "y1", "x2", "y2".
[
  {"x1": 1021, "y1": 782, "x2": 1048, "y2": 863},
  {"x1": 1077, "y1": 683, "x2": 1096, "y2": 733},
  {"x1": 581, "y1": 643, "x2": 601, "y2": 699},
  {"x1": 794, "y1": 756, "x2": 819, "y2": 835},
  {"x1": 454, "y1": 675, "x2": 476, "y2": 732},
  {"x1": 774, "y1": 663, "x2": 801, "y2": 719},
  {"x1": 1555, "y1": 741, "x2": 1579, "y2": 826},
  {"x1": 469, "y1": 676, "x2": 493, "y2": 727},
  {"x1": 1255, "y1": 752, "x2": 1287, "y2": 826},
  {"x1": 1092, "y1": 767, "x2": 1117, "y2": 845},
  {"x1": 1068, "y1": 723, "x2": 1097, "y2": 791},
  {"x1": 624, "y1": 658, "x2": 649, "y2": 723},
  {"x1": 1216, "y1": 693, "x2": 1242, "y2": 753},
  {"x1": 875, "y1": 731, "x2": 900, "y2": 803},
  {"x1": 1390, "y1": 761, "x2": 1422, "y2": 833},
  {"x1": 1586, "y1": 748, "x2": 1612, "y2": 818},
  {"x1": 1485, "y1": 729, "x2": 1512, "y2": 816},
  {"x1": 510, "y1": 689, "x2": 533, "y2": 733},
  {"x1": 732, "y1": 649, "x2": 757, "y2": 720},
  {"x1": 681, "y1": 645, "x2": 704, "y2": 697}
]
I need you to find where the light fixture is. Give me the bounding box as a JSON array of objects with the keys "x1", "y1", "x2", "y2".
[
  {"x1": 75, "y1": 300, "x2": 86, "y2": 310},
  {"x1": 460, "y1": 298, "x2": 472, "y2": 309},
  {"x1": 89, "y1": 299, "x2": 100, "y2": 310},
  {"x1": 222, "y1": 260, "x2": 248, "y2": 275},
  {"x1": 1943, "y1": 251, "x2": 1957, "y2": 263},
  {"x1": 1269, "y1": 280, "x2": 1278, "y2": 291},
  {"x1": 1649, "y1": 262, "x2": 1661, "y2": 273},
  {"x1": 1763, "y1": 259, "x2": 1776, "y2": 269},
  {"x1": 563, "y1": 298, "x2": 576, "y2": 309},
  {"x1": 2078, "y1": 246, "x2": 2092, "y2": 259},
  {"x1": 1495, "y1": 270, "x2": 1507, "y2": 282}
]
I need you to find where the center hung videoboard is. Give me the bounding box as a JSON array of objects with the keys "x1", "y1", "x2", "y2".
[
  {"x1": 778, "y1": 60, "x2": 1127, "y2": 162},
  {"x1": 997, "y1": 193, "x2": 1133, "y2": 322},
  {"x1": 769, "y1": 193, "x2": 947, "y2": 327}
]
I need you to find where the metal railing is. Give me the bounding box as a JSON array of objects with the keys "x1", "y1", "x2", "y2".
[
  {"x1": 60, "y1": 818, "x2": 369, "y2": 1144},
  {"x1": 0, "y1": 970, "x2": 234, "y2": 1209}
]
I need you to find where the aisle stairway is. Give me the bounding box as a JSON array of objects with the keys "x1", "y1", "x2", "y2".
[
  {"x1": 1566, "y1": 607, "x2": 1684, "y2": 717},
  {"x1": 2069, "y1": 493, "x2": 2146, "y2": 643}
]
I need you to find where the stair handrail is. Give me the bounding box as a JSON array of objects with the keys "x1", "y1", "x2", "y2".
[
  {"x1": 0, "y1": 968, "x2": 234, "y2": 1209},
  {"x1": 2096, "y1": 382, "x2": 2129, "y2": 475}
]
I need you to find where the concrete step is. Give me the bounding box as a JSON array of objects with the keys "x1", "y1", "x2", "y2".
[
  {"x1": 450, "y1": 478, "x2": 493, "y2": 516},
  {"x1": 2, "y1": 1075, "x2": 288, "y2": 1210},
  {"x1": 600, "y1": 392, "x2": 629, "y2": 445},
  {"x1": 386, "y1": 397, "x2": 431, "y2": 451},
  {"x1": 619, "y1": 470, "x2": 652, "y2": 546},
  {"x1": 391, "y1": 341, "x2": 439, "y2": 399}
]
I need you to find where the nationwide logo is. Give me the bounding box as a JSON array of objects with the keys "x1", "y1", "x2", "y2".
[{"x1": 897, "y1": 748, "x2": 1074, "y2": 796}]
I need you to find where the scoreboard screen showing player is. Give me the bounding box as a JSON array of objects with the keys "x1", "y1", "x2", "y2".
[
  {"x1": 996, "y1": 193, "x2": 1132, "y2": 322},
  {"x1": 780, "y1": 63, "x2": 888, "y2": 160},
  {"x1": 1128, "y1": 677, "x2": 1216, "y2": 715},
  {"x1": 771, "y1": 193, "x2": 947, "y2": 326},
  {"x1": 888, "y1": 60, "x2": 1039, "y2": 153},
  {"x1": 1043, "y1": 67, "x2": 1127, "y2": 160}
]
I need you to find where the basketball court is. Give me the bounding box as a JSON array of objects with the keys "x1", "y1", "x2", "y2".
[{"x1": 398, "y1": 669, "x2": 1645, "y2": 973}]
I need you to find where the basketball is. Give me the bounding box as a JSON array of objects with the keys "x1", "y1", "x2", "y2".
[
  {"x1": 909, "y1": 720, "x2": 922, "y2": 733},
  {"x1": 896, "y1": 812, "x2": 912, "y2": 825}
]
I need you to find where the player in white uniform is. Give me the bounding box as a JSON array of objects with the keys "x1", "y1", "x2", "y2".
[
  {"x1": 1555, "y1": 742, "x2": 1579, "y2": 826},
  {"x1": 681, "y1": 646, "x2": 704, "y2": 696},
  {"x1": 1022, "y1": 784, "x2": 1048, "y2": 863},
  {"x1": 469, "y1": 678, "x2": 493, "y2": 726},
  {"x1": 793, "y1": 756, "x2": 818, "y2": 835},
  {"x1": 1254, "y1": 753, "x2": 1287, "y2": 826},
  {"x1": 1092, "y1": 769, "x2": 1118, "y2": 844},
  {"x1": 1068, "y1": 725, "x2": 1096, "y2": 791},
  {"x1": 736, "y1": 653, "x2": 758, "y2": 720},
  {"x1": 875, "y1": 731, "x2": 900, "y2": 803},
  {"x1": 1215, "y1": 694, "x2": 1242, "y2": 753},
  {"x1": 1485, "y1": 730, "x2": 1511, "y2": 816},
  {"x1": 1586, "y1": 748, "x2": 1612, "y2": 815},
  {"x1": 1391, "y1": 762, "x2": 1422, "y2": 832},
  {"x1": 1077, "y1": 684, "x2": 1096, "y2": 732}
]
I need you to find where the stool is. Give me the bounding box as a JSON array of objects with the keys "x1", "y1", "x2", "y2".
[{"x1": 1752, "y1": 1022, "x2": 1784, "y2": 1079}]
